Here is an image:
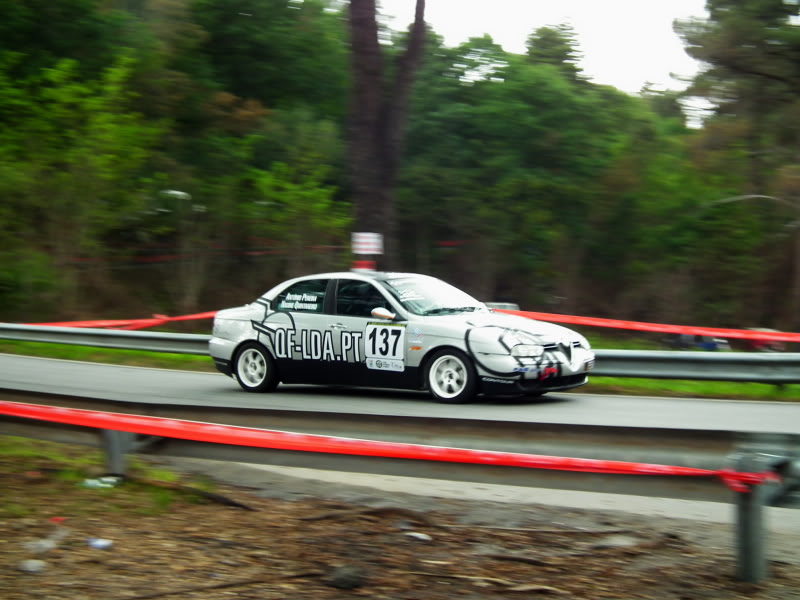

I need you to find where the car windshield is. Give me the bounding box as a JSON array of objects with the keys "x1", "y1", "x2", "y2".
[{"x1": 379, "y1": 275, "x2": 487, "y2": 316}]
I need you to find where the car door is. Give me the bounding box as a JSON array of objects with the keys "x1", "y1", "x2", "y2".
[
  {"x1": 330, "y1": 278, "x2": 413, "y2": 388},
  {"x1": 268, "y1": 278, "x2": 337, "y2": 384}
]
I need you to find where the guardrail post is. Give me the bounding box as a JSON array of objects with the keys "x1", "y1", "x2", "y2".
[
  {"x1": 732, "y1": 449, "x2": 785, "y2": 584},
  {"x1": 735, "y1": 477, "x2": 769, "y2": 583},
  {"x1": 101, "y1": 430, "x2": 137, "y2": 476}
]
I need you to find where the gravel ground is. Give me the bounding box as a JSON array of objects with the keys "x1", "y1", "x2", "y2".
[{"x1": 2, "y1": 453, "x2": 799, "y2": 600}]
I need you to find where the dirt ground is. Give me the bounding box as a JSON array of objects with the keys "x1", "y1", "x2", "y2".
[{"x1": 2, "y1": 453, "x2": 800, "y2": 600}]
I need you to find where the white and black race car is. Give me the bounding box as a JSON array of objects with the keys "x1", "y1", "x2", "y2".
[{"x1": 209, "y1": 271, "x2": 595, "y2": 403}]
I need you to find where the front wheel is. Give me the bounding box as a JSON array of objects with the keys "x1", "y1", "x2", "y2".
[
  {"x1": 425, "y1": 349, "x2": 478, "y2": 404},
  {"x1": 234, "y1": 342, "x2": 279, "y2": 392}
]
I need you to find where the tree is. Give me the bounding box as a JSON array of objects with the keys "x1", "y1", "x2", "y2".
[
  {"x1": 675, "y1": 0, "x2": 800, "y2": 189},
  {"x1": 399, "y1": 37, "x2": 644, "y2": 305},
  {"x1": 0, "y1": 52, "x2": 163, "y2": 316},
  {"x1": 525, "y1": 24, "x2": 584, "y2": 83},
  {"x1": 192, "y1": 0, "x2": 350, "y2": 120},
  {"x1": 347, "y1": 0, "x2": 427, "y2": 266},
  {"x1": 675, "y1": 0, "x2": 800, "y2": 327},
  {"x1": 0, "y1": 0, "x2": 131, "y2": 78},
  {"x1": 247, "y1": 107, "x2": 351, "y2": 279}
]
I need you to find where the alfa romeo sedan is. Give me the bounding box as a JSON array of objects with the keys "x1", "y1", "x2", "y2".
[{"x1": 209, "y1": 271, "x2": 595, "y2": 403}]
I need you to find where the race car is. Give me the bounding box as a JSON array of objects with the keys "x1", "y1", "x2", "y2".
[{"x1": 209, "y1": 271, "x2": 595, "y2": 403}]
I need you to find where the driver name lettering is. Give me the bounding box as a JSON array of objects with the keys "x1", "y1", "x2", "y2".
[{"x1": 279, "y1": 293, "x2": 319, "y2": 311}]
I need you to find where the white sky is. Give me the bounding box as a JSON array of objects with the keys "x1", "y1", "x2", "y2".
[{"x1": 378, "y1": 0, "x2": 709, "y2": 93}]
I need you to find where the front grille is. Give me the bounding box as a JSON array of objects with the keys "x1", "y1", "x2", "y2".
[{"x1": 518, "y1": 373, "x2": 588, "y2": 393}]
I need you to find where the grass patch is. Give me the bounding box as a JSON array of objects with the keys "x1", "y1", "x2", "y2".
[
  {"x1": 0, "y1": 435, "x2": 106, "y2": 471},
  {"x1": 584, "y1": 331, "x2": 667, "y2": 350},
  {"x1": 584, "y1": 377, "x2": 800, "y2": 401},
  {"x1": 0, "y1": 435, "x2": 217, "y2": 519},
  {"x1": 0, "y1": 340, "x2": 214, "y2": 371}
]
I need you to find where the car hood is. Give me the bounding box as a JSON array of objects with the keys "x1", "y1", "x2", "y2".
[
  {"x1": 471, "y1": 311, "x2": 581, "y2": 339},
  {"x1": 422, "y1": 311, "x2": 586, "y2": 344}
]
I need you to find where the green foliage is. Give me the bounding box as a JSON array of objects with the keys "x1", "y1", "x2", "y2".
[
  {"x1": 0, "y1": 435, "x2": 220, "y2": 518},
  {"x1": 0, "y1": 0, "x2": 796, "y2": 332},
  {"x1": 526, "y1": 24, "x2": 584, "y2": 83},
  {"x1": 2, "y1": 8, "x2": 180, "y2": 315},
  {"x1": 401, "y1": 34, "x2": 703, "y2": 306},
  {"x1": 674, "y1": 0, "x2": 800, "y2": 328},
  {"x1": 248, "y1": 158, "x2": 351, "y2": 275},
  {"x1": 0, "y1": 250, "x2": 60, "y2": 318},
  {"x1": 586, "y1": 377, "x2": 800, "y2": 402},
  {"x1": 0, "y1": 0, "x2": 133, "y2": 78},
  {"x1": 0, "y1": 50, "x2": 164, "y2": 313},
  {"x1": 0, "y1": 340, "x2": 215, "y2": 370},
  {"x1": 192, "y1": 0, "x2": 349, "y2": 119}
]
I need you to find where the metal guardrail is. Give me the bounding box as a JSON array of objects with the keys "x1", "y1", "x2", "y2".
[
  {"x1": 1, "y1": 390, "x2": 799, "y2": 584},
  {"x1": 2, "y1": 323, "x2": 800, "y2": 383},
  {"x1": 593, "y1": 349, "x2": 800, "y2": 383},
  {"x1": 0, "y1": 323, "x2": 210, "y2": 355}
]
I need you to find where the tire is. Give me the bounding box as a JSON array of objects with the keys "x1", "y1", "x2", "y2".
[
  {"x1": 425, "y1": 348, "x2": 478, "y2": 404},
  {"x1": 233, "y1": 342, "x2": 279, "y2": 393}
]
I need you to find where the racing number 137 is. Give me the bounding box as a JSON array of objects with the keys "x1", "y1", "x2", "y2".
[{"x1": 365, "y1": 324, "x2": 405, "y2": 360}]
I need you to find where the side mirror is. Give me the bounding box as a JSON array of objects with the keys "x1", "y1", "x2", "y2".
[{"x1": 371, "y1": 307, "x2": 396, "y2": 320}]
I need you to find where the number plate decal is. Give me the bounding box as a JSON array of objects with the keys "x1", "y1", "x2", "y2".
[{"x1": 365, "y1": 322, "x2": 406, "y2": 370}]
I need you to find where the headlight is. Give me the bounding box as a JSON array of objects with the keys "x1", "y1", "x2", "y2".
[
  {"x1": 511, "y1": 344, "x2": 544, "y2": 358},
  {"x1": 575, "y1": 334, "x2": 591, "y2": 350}
]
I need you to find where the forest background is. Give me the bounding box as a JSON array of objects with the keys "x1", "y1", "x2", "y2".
[{"x1": 1, "y1": 0, "x2": 799, "y2": 334}]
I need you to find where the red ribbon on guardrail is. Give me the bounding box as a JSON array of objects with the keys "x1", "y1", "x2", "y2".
[
  {"x1": 497, "y1": 310, "x2": 800, "y2": 344},
  {"x1": 0, "y1": 400, "x2": 779, "y2": 493},
  {"x1": 24, "y1": 311, "x2": 219, "y2": 330},
  {"x1": 22, "y1": 309, "x2": 800, "y2": 342}
]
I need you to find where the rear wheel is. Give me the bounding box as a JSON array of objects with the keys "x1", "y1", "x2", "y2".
[
  {"x1": 425, "y1": 349, "x2": 478, "y2": 403},
  {"x1": 234, "y1": 342, "x2": 279, "y2": 392}
]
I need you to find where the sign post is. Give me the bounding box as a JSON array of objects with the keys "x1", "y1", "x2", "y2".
[{"x1": 351, "y1": 232, "x2": 383, "y2": 271}]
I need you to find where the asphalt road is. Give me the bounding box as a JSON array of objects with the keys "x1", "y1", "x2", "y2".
[
  {"x1": 1, "y1": 353, "x2": 799, "y2": 434},
  {"x1": 3, "y1": 353, "x2": 800, "y2": 541}
]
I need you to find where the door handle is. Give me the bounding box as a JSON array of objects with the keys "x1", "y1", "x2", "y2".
[{"x1": 329, "y1": 323, "x2": 347, "y2": 330}]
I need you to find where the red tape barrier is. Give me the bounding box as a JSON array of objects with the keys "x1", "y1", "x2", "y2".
[
  {"x1": 25, "y1": 311, "x2": 219, "y2": 331},
  {"x1": 23, "y1": 309, "x2": 800, "y2": 342},
  {"x1": 498, "y1": 310, "x2": 800, "y2": 344},
  {"x1": 0, "y1": 400, "x2": 779, "y2": 493}
]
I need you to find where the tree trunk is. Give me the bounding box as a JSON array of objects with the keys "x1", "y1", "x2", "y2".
[{"x1": 348, "y1": 0, "x2": 426, "y2": 268}]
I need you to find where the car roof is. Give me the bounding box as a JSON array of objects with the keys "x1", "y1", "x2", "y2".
[
  {"x1": 292, "y1": 271, "x2": 431, "y2": 282},
  {"x1": 263, "y1": 271, "x2": 435, "y2": 297}
]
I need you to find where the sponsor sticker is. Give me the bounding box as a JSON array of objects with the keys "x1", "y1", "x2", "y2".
[
  {"x1": 265, "y1": 326, "x2": 363, "y2": 363},
  {"x1": 367, "y1": 357, "x2": 404, "y2": 372}
]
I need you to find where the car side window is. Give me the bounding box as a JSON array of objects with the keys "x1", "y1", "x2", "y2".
[
  {"x1": 336, "y1": 279, "x2": 389, "y2": 317},
  {"x1": 274, "y1": 279, "x2": 327, "y2": 313}
]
